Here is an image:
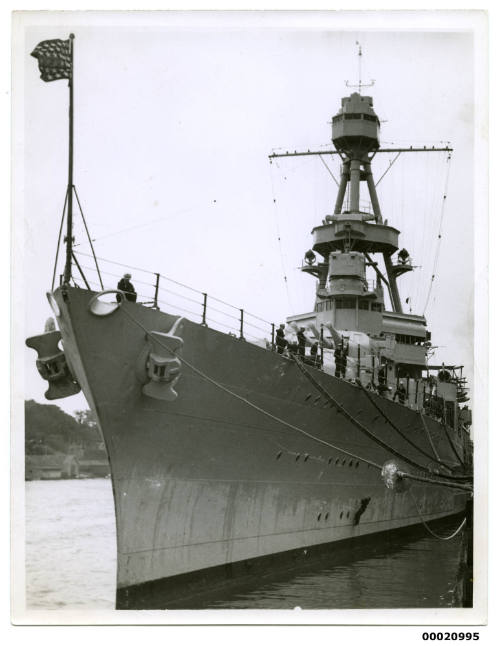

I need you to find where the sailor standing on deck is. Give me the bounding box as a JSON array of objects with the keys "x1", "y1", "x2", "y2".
[
  {"x1": 117, "y1": 273, "x2": 137, "y2": 303},
  {"x1": 275, "y1": 323, "x2": 288, "y2": 355},
  {"x1": 334, "y1": 345, "x2": 342, "y2": 377},
  {"x1": 310, "y1": 341, "x2": 321, "y2": 368},
  {"x1": 339, "y1": 344, "x2": 348, "y2": 379},
  {"x1": 297, "y1": 327, "x2": 306, "y2": 358}
]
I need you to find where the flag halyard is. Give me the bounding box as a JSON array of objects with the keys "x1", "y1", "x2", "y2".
[{"x1": 31, "y1": 39, "x2": 72, "y2": 82}]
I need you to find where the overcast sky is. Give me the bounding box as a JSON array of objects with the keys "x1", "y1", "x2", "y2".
[{"x1": 15, "y1": 12, "x2": 483, "y2": 415}]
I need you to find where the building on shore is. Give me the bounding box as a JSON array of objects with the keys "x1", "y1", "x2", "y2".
[{"x1": 25, "y1": 454, "x2": 79, "y2": 480}]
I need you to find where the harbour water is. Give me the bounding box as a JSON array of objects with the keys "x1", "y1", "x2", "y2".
[{"x1": 25, "y1": 479, "x2": 466, "y2": 610}]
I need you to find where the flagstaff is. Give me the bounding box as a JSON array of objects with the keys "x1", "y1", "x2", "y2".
[
  {"x1": 65, "y1": 34, "x2": 75, "y2": 285},
  {"x1": 31, "y1": 34, "x2": 75, "y2": 285}
]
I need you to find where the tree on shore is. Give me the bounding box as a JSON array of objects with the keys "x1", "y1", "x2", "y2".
[{"x1": 25, "y1": 400, "x2": 101, "y2": 455}]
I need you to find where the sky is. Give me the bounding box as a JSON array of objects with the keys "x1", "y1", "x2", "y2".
[{"x1": 14, "y1": 12, "x2": 483, "y2": 416}]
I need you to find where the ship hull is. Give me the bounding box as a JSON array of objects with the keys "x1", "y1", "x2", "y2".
[{"x1": 52, "y1": 287, "x2": 468, "y2": 609}]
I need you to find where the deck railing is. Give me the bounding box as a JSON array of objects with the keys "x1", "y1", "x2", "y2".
[{"x1": 70, "y1": 252, "x2": 275, "y2": 347}]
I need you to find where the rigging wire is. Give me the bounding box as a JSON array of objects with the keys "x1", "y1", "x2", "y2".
[
  {"x1": 416, "y1": 152, "x2": 445, "y2": 311},
  {"x1": 318, "y1": 154, "x2": 340, "y2": 187},
  {"x1": 72, "y1": 186, "x2": 104, "y2": 290},
  {"x1": 423, "y1": 152, "x2": 453, "y2": 315},
  {"x1": 269, "y1": 161, "x2": 293, "y2": 311},
  {"x1": 411, "y1": 154, "x2": 429, "y2": 310},
  {"x1": 375, "y1": 151, "x2": 401, "y2": 188},
  {"x1": 73, "y1": 201, "x2": 206, "y2": 247},
  {"x1": 51, "y1": 188, "x2": 69, "y2": 291},
  {"x1": 73, "y1": 250, "x2": 274, "y2": 328}
]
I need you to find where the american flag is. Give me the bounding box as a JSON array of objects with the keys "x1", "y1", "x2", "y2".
[{"x1": 31, "y1": 39, "x2": 72, "y2": 82}]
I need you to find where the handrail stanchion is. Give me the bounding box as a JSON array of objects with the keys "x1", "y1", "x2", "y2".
[
  {"x1": 201, "y1": 293, "x2": 208, "y2": 326},
  {"x1": 271, "y1": 323, "x2": 275, "y2": 351},
  {"x1": 239, "y1": 309, "x2": 245, "y2": 340},
  {"x1": 153, "y1": 273, "x2": 160, "y2": 310},
  {"x1": 320, "y1": 325, "x2": 324, "y2": 366}
]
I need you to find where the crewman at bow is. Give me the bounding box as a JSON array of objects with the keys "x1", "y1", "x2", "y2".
[{"x1": 117, "y1": 273, "x2": 137, "y2": 303}]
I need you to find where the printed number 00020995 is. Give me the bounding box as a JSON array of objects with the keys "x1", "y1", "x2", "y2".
[{"x1": 422, "y1": 634, "x2": 479, "y2": 641}]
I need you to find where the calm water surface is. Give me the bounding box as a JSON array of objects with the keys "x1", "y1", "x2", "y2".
[{"x1": 25, "y1": 479, "x2": 465, "y2": 610}]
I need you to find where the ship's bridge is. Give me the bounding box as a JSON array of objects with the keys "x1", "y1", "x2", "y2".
[{"x1": 312, "y1": 218, "x2": 400, "y2": 256}]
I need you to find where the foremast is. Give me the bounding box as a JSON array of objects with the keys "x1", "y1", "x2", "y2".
[{"x1": 271, "y1": 90, "x2": 452, "y2": 318}]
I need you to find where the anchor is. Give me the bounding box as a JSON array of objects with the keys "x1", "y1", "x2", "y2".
[
  {"x1": 26, "y1": 318, "x2": 81, "y2": 400},
  {"x1": 142, "y1": 318, "x2": 184, "y2": 402}
]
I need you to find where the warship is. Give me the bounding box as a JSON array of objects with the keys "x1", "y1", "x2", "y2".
[{"x1": 26, "y1": 37, "x2": 473, "y2": 609}]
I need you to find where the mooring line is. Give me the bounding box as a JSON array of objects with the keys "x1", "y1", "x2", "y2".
[
  {"x1": 419, "y1": 410, "x2": 444, "y2": 464},
  {"x1": 292, "y1": 356, "x2": 468, "y2": 481},
  {"x1": 441, "y1": 415, "x2": 466, "y2": 469},
  {"x1": 357, "y1": 379, "x2": 453, "y2": 470},
  {"x1": 409, "y1": 488, "x2": 467, "y2": 540}
]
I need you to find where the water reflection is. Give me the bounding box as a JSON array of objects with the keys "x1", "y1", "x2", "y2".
[
  {"x1": 25, "y1": 479, "x2": 465, "y2": 610},
  {"x1": 203, "y1": 522, "x2": 464, "y2": 609}
]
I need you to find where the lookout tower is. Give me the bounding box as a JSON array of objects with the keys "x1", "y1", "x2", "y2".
[
  {"x1": 331, "y1": 92, "x2": 380, "y2": 158},
  {"x1": 330, "y1": 90, "x2": 383, "y2": 220}
]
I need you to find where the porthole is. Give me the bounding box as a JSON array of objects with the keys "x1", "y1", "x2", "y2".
[
  {"x1": 340, "y1": 511, "x2": 343, "y2": 519},
  {"x1": 355, "y1": 461, "x2": 359, "y2": 468},
  {"x1": 295, "y1": 454, "x2": 300, "y2": 462},
  {"x1": 346, "y1": 511, "x2": 350, "y2": 519},
  {"x1": 325, "y1": 512, "x2": 329, "y2": 520},
  {"x1": 304, "y1": 454, "x2": 309, "y2": 462},
  {"x1": 328, "y1": 457, "x2": 333, "y2": 465},
  {"x1": 317, "y1": 513, "x2": 322, "y2": 521},
  {"x1": 342, "y1": 459, "x2": 346, "y2": 466},
  {"x1": 276, "y1": 451, "x2": 282, "y2": 460},
  {"x1": 335, "y1": 458, "x2": 340, "y2": 465},
  {"x1": 349, "y1": 460, "x2": 353, "y2": 467}
]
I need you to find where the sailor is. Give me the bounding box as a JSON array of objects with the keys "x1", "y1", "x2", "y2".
[
  {"x1": 117, "y1": 273, "x2": 137, "y2": 303},
  {"x1": 377, "y1": 365, "x2": 389, "y2": 395},
  {"x1": 297, "y1": 327, "x2": 306, "y2": 358},
  {"x1": 275, "y1": 323, "x2": 288, "y2": 354},
  {"x1": 310, "y1": 341, "x2": 321, "y2": 368},
  {"x1": 397, "y1": 248, "x2": 410, "y2": 265},
  {"x1": 339, "y1": 345, "x2": 348, "y2": 378},
  {"x1": 334, "y1": 345, "x2": 342, "y2": 377},
  {"x1": 393, "y1": 382, "x2": 407, "y2": 404}
]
